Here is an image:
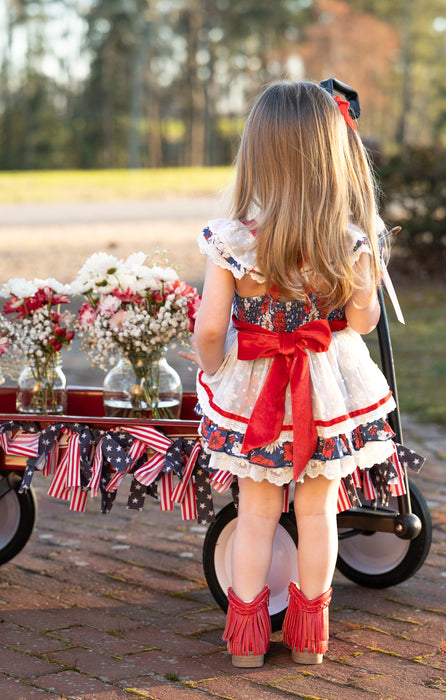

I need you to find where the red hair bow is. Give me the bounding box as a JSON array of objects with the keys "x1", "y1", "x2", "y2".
[{"x1": 334, "y1": 95, "x2": 357, "y2": 131}]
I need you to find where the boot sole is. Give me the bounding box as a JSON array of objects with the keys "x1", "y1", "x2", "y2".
[
  {"x1": 291, "y1": 649, "x2": 323, "y2": 664},
  {"x1": 231, "y1": 653, "x2": 264, "y2": 668}
]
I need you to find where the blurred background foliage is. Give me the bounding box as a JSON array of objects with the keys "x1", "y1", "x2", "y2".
[{"x1": 1, "y1": 0, "x2": 446, "y2": 278}]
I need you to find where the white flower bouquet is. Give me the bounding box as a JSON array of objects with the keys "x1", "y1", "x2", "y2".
[
  {"x1": 0, "y1": 316, "x2": 13, "y2": 385},
  {"x1": 0, "y1": 278, "x2": 76, "y2": 414},
  {"x1": 72, "y1": 252, "x2": 201, "y2": 418}
]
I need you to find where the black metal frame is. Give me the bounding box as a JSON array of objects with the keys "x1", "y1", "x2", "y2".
[{"x1": 336, "y1": 287, "x2": 421, "y2": 540}]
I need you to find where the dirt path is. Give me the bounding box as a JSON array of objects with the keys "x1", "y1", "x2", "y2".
[
  {"x1": 0, "y1": 196, "x2": 228, "y2": 286},
  {"x1": 0, "y1": 219, "x2": 207, "y2": 287}
]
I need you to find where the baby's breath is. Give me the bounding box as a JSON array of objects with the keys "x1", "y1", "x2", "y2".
[{"x1": 73, "y1": 252, "x2": 201, "y2": 371}]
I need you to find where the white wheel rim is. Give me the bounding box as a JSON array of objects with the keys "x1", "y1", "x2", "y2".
[
  {"x1": 214, "y1": 519, "x2": 298, "y2": 616},
  {"x1": 338, "y1": 530, "x2": 411, "y2": 575},
  {"x1": 0, "y1": 490, "x2": 21, "y2": 549}
]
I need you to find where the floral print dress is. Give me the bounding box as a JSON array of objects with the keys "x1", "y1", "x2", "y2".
[{"x1": 195, "y1": 218, "x2": 420, "y2": 511}]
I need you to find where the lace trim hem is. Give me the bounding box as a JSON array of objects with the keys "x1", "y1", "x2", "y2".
[{"x1": 205, "y1": 439, "x2": 395, "y2": 486}]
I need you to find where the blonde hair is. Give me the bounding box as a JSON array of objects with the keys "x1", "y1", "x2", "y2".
[{"x1": 230, "y1": 81, "x2": 381, "y2": 308}]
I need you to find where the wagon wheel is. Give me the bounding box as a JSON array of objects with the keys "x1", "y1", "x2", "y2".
[
  {"x1": 203, "y1": 479, "x2": 432, "y2": 628},
  {"x1": 202, "y1": 501, "x2": 298, "y2": 632},
  {"x1": 0, "y1": 472, "x2": 37, "y2": 566},
  {"x1": 336, "y1": 479, "x2": 432, "y2": 588}
]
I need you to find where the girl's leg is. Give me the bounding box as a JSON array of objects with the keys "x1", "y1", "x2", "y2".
[
  {"x1": 282, "y1": 474, "x2": 340, "y2": 663},
  {"x1": 231, "y1": 476, "x2": 284, "y2": 601},
  {"x1": 223, "y1": 476, "x2": 283, "y2": 667},
  {"x1": 293, "y1": 474, "x2": 340, "y2": 599}
]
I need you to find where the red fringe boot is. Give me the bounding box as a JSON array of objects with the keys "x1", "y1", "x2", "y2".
[
  {"x1": 223, "y1": 586, "x2": 271, "y2": 667},
  {"x1": 282, "y1": 582, "x2": 332, "y2": 664}
]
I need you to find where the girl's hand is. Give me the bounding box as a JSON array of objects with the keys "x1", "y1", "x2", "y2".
[
  {"x1": 345, "y1": 252, "x2": 380, "y2": 334},
  {"x1": 178, "y1": 339, "x2": 204, "y2": 370}
]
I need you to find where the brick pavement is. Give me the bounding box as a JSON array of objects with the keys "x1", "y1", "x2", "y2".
[{"x1": 0, "y1": 416, "x2": 445, "y2": 700}]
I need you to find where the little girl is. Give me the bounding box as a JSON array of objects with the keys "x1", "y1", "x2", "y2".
[{"x1": 182, "y1": 80, "x2": 400, "y2": 667}]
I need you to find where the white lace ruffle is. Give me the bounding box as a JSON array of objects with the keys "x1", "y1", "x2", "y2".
[
  {"x1": 205, "y1": 438, "x2": 395, "y2": 487},
  {"x1": 205, "y1": 449, "x2": 294, "y2": 485},
  {"x1": 199, "y1": 218, "x2": 265, "y2": 282}
]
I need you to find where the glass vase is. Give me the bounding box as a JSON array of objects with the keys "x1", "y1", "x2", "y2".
[
  {"x1": 103, "y1": 353, "x2": 182, "y2": 419},
  {"x1": 16, "y1": 355, "x2": 67, "y2": 415}
]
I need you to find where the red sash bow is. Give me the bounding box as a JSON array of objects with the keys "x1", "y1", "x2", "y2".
[{"x1": 233, "y1": 316, "x2": 347, "y2": 480}]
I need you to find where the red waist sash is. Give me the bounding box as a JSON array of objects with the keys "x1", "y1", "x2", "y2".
[{"x1": 233, "y1": 316, "x2": 347, "y2": 480}]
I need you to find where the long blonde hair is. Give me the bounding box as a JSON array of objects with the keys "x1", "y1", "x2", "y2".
[{"x1": 231, "y1": 81, "x2": 381, "y2": 308}]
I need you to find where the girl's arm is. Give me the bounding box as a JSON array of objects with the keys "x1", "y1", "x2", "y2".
[
  {"x1": 186, "y1": 259, "x2": 235, "y2": 375},
  {"x1": 345, "y1": 252, "x2": 381, "y2": 334}
]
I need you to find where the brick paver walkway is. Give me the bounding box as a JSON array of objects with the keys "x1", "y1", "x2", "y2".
[{"x1": 0, "y1": 414, "x2": 445, "y2": 700}]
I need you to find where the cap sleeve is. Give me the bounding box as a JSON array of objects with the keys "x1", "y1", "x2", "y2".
[
  {"x1": 348, "y1": 223, "x2": 373, "y2": 263},
  {"x1": 198, "y1": 218, "x2": 264, "y2": 282}
]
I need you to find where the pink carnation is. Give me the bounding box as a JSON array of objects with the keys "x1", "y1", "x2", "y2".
[
  {"x1": 109, "y1": 309, "x2": 129, "y2": 329},
  {"x1": 98, "y1": 295, "x2": 121, "y2": 315},
  {"x1": 78, "y1": 302, "x2": 97, "y2": 327}
]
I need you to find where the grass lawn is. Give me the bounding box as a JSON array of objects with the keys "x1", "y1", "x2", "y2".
[
  {"x1": 0, "y1": 167, "x2": 234, "y2": 203},
  {"x1": 368, "y1": 285, "x2": 445, "y2": 426}
]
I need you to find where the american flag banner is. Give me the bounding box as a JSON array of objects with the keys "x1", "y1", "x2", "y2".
[
  {"x1": 106, "y1": 463, "x2": 134, "y2": 493},
  {"x1": 44, "y1": 440, "x2": 59, "y2": 477},
  {"x1": 361, "y1": 469, "x2": 377, "y2": 502},
  {"x1": 337, "y1": 479, "x2": 352, "y2": 513},
  {"x1": 389, "y1": 448, "x2": 407, "y2": 498},
  {"x1": 7, "y1": 431, "x2": 40, "y2": 458},
  {"x1": 171, "y1": 440, "x2": 201, "y2": 504},
  {"x1": 370, "y1": 462, "x2": 393, "y2": 508},
  {"x1": 210, "y1": 469, "x2": 234, "y2": 493},
  {"x1": 64, "y1": 432, "x2": 81, "y2": 490},
  {"x1": 69, "y1": 484, "x2": 88, "y2": 512},
  {"x1": 100, "y1": 469, "x2": 118, "y2": 514},
  {"x1": 100, "y1": 433, "x2": 134, "y2": 474},
  {"x1": 46, "y1": 456, "x2": 72, "y2": 502},
  {"x1": 194, "y1": 465, "x2": 215, "y2": 524},
  {"x1": 127, "y1": 477, "x2": 148, "y2": 511},
  {"x1": 353, "y1": 467, "x2": 362, "y2": 489},
  {"x1": 159, "y1": 471, "x2": 174, "y2": 511},
  {"x1": 165, "y1": 437, "x2": 187, "y2": 479},
  {"x1": 127, "y1": 437, "x2": 148, "y2": 463},
  {"x1": 168, "y1": 439, "x2": 201, "y2": 520},
  {"x1": 133, "y1": 451, "x2": 165, "y2": 485},
  {"x1": 88, "y1": 436, "x2": 105, "y2": 497},
  {"x1": 97, "y1": 431, "x2": 141, "y2": 494},
  {"x1": 2, "y1": 418, "x2": 425, "y2": 527},
  {"x1": 22, "y1": 423, "x2": 64, "y2": 491},
  {"x1": 341, "y1": 473, "x2": 361, "y2": 509},
  {"x1": 180, "y1": 477, "x2": 197, "y2": 520},
  {"x1": 47, "y1": 430, "x2": 88, "y2": 510},
  {"x1": 123, "y1": 424, "x2": 172, "y2": 453},
  {"x1": 0, "y1": 431, "x2": 9, "y2": 452},
  {"x1": 0, "y1": 421, "x2": 40, "y2": 442}
]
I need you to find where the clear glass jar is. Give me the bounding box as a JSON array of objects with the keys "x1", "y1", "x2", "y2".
[
  {"x1": 16, "y1": 355, "x2": 67, "y2": 415},
  {"x1": 103, "y1": 354, "x2": 182, "y2": 419}
]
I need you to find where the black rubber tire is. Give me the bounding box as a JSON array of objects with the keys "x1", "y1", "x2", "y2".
[
  {"x1": 0, "y1": 473, "x2": 37, "y2": 566},
  {"x1": 203, "y1": 501, "x2": 298, "y2": 631},
  {"x1": 336, "y1": 479, "x2": 432, "y2": 588}
]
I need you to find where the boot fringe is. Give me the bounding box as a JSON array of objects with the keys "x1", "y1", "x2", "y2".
[
  {"x1": 282, "y1": 582, "x2": 331, "y2": 655},
  {"x1": 223, "y1": 586, "x2": 271, "y2": 656}
]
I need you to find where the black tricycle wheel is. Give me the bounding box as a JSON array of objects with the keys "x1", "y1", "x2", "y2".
[{"x1": 0, "y1": 472, "x2": 37, "y2": 566}]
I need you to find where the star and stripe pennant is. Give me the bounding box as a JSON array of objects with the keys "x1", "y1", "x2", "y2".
[{"x1": 0, "y1": 418, "x2": 425, "y2": 526}]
